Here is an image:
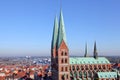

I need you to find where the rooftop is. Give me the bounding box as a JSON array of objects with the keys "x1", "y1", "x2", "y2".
[
  {"x1": 69, "y1": 57, "x2": 110, "y2": 65},
  {"x1": 97, "y1": 72, "x2": 117, "y2": 78}
]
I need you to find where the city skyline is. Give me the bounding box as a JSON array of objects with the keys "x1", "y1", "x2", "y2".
[{"x1": 0, "y1": 0, "x2": 120, "y2": 56}]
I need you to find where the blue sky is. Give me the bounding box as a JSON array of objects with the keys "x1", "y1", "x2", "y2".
[{"x1": 0, "y1": 0, "x2": 120, "y2": 56}]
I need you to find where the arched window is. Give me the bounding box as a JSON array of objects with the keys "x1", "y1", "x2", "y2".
[
  {"x1": 94, "y1": 65, "x2": 97, "y2": 70},
  {"x1": 65, "y1": 58, "x2": 67, "y2": 63},
  {"x1": 65, "y1": 67, "x2": 68, "y2": 71},
  {"x1": 61, "y1": 59, "x2": 64, "y2": 63},
  {"x1": 76, "y1": 66, "x2": 79, "y2": 71},
  {"x1": 98, "y1": 65, "x2": 101, "y2": 69},
  {"x1": 61, "y1": 75, "x2": 65, "y2": 80},
  {"x1": 90, "y1": 65, "x2": 93, "y2": 70},
  {"x1": 61, "y1": 52, "x2": 64, "y2": 56},
  {"x1": 65, "y1": 52, "x2": 67, "y2": 56},
  {"x1": 102, "y1": 65, "x2": 105, "y2": 69},
  {"x1": 66, "y1": 74, "x2": 68, "y2": 79},
  {"x1": 81, "y1": 65, "x2": 84, "y2": 70},
  {"x1": 69, "y1": 66, "x2": 72, "y2": 71},
  {"x1": 72, "y1": 66, "x2": 75, "y2": 71}
]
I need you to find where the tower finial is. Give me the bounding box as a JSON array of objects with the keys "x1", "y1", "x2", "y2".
[
  {"x1": 94, "y1": 41, "x2": 98, "y2": 59},
  {"x1": 84, "y1": 43, "x2": 88, "y2": 57}
]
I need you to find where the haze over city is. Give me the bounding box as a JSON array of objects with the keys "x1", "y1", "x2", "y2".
[{"x1": 0, "y1": 0, "x2": 120, "y2": 56}]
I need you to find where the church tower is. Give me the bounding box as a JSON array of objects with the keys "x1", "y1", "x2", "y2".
[
  {"x1": 51, "y1": 16, "x2": 58, "y2": 80},
  {"x1": 51, "y1": 10, "x2": 70, "y2": 80}
]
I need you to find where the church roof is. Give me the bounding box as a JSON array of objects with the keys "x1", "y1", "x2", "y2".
[
  {"x1": 57, "y1": 10, "x2": 67, "y2": 48},
  {"x1": 69, "y1": 57, "x2": 110, "y2": 64},
  {"x1": 97, "y1": 72, "x2": 117, "y2": 78}
]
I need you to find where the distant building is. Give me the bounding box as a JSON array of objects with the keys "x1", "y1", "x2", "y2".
[{"x1": 51, "y1": 10, "x2": 120, "y2": 80}]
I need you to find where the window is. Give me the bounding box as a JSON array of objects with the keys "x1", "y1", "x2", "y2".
[
  {"x1": 66, "y1": 74, "x2": 68, "y2": 79},
  {"x1": 94, "y1": 65, "x2": 97, "y2": 70},
  {"x1": 65, "y1": 58, "x2": 67, "y2": 63},
  {"x1": 61, "y1": 52, "x2": 64, "y2": 56},
  {"x1": 81, "y1": 65, "x2": 84, "y2": 70},
  {"x1": 61, "y1": 67, "x2": 64, "y2": 71},
  {"x1": 90, "y1": 65, "x2": 92, "y2": 70},
  {"x1": 76, "y1": 66, "x2": 79, "y2": 70},
  {"x1": 65, "y1": 52, "x2": 67, "y2": 56},
  {"x1": 61, "y1": 59, "x2": 64, "y2": 63},
  {"x1": 69, "y1": 66, "x2": 72, "y2": 71},
  {"x1": 72, "y1": 66, "x2": 75, "y2": 71},
  {"x1": 65, "y1": 67, "x2": 68, "y2": 71},
  {"x1": 61, "y1": 75, "x2": 65, "y2": 80}
]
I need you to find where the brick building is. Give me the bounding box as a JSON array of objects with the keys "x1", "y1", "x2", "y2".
[{"x1": 51, "y1": 10, "x2": 120, "y2": 80}]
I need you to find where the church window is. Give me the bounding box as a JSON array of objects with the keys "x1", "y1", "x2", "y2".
[
  {"x1": 66, "y1": 74, "x2": 68, "y2": 79},
  {"x1": 61, "y1": 75, "x2": 65, "y2": 80},
  {"x1": 76, "y1": 66, "x2": 79, "y2": 70},
  {"x1": 65, "y1": 67, "x2": 68, "y2": 71},
  {"x1": 81, "y1": 65, "x2": 84, "y2": 70},
  {"x1": 65, "y1": 58, "x2": 67, "y2": 63},
  {"x1": 61, "y1": 52, "x2": 64, "y2": 56},
  {"x1": 65, "y1": 52, "x2": 67, "y2": 56},
  {"x1": 72, "y1": 66, "x2": 75, "y2": 71}
]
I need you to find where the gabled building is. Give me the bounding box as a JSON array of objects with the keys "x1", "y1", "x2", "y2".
[{"x1": 51, "y1": 10, "x2": 120, "y2": 80}]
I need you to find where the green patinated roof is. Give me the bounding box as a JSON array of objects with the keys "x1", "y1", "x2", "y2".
[
  {"x1": 69, "y1": 57, "x2": 110, "y2": 64},
  {"x1": 57, "y1": 10, "x2": 67, "y2": 48},
  {"x1": 97, "y1": 72, "x2": 117, "y2": 78},
  {"x1": 51, "y1": 16, "x2": 58, "y2": 49}
]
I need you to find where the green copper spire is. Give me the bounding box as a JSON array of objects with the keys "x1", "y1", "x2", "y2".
[
  {"x1": 84, "y1": 43, "x2": 88, "y2": 57},
  {"x1": 57, "y1": 10, "x2": 67, "y2": 48},
  {"x1": 94, "y1": 41, "x2": 98, "y2": 59},
  {"x1": 51, "y1": 16, "x2": 58, "y2": 49}
]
